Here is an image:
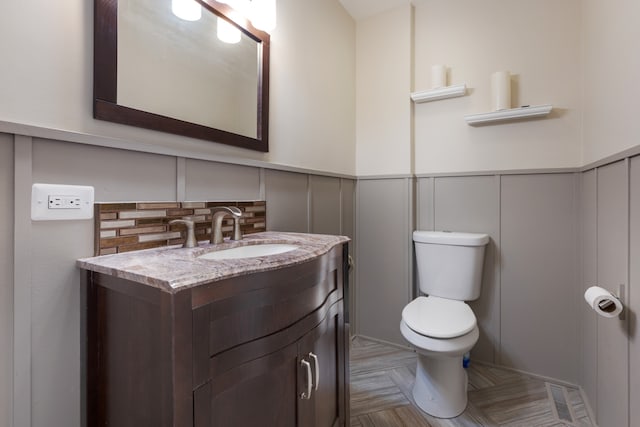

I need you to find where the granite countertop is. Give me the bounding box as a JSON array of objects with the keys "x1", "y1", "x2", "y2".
[{"x1": 77, "y1": 231, "x2": 350, "y2": 293}]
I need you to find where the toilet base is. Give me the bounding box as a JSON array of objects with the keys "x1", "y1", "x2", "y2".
[{"x1": 412, "y1": 354, "x2": 468, "y2": 418}]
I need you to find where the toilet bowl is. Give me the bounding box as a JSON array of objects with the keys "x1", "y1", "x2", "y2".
[
  {"x1": 401, "y1": 231, "x2": 489, "y2": 418},
  {"x1": 400, "y1": 296, "x2": 479, "y2": 418}
]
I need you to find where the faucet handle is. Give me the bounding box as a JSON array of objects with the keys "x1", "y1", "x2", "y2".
[
  {"x1": 169, "y1": 218, "x2": 197, "y2": 248},
  {"x1": 231, "y1": 215, "x2": 243, "y2": 241}
]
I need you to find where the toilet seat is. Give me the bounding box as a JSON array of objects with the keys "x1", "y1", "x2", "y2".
[
  {"x1": 400, "y1": 319, "x2": 479, "y2": 357},
  {"x1": 402, "y1": 296, "x2": 476, "y2": 339}
]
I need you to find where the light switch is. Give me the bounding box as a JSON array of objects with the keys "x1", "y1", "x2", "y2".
[{"x1": 31, "y1": 183, "x2": 94, "y2": 221}]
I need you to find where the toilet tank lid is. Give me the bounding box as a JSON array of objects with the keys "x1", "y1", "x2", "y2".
[{"x1": 413, "y1": 231, "x2": 489, "y2": 246}]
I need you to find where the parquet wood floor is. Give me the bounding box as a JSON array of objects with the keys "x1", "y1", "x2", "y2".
[{"x1": 350, "y1": 337, "x2": 595, "y2": 427}]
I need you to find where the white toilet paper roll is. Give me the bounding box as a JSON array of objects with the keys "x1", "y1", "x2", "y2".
[
  {"x1": 584, "y1": 286, "x2": 623, "y2": 318},
  {"x1": 491, "y1": 71, "x2": 511, "y2": 111},
  {"x1": 431, "y1": 65, "x2": 447, "y2": 89}
]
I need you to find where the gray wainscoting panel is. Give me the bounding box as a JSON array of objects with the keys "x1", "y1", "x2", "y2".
[
  {"x1": 416, "y1": 177, "x2": 434, "y2": 231},
  {"x1": 32, "y1": 139, "x2": 177, "y2": 202},
  {"x1": 30, "y1": 141, "x2": 178, "y2": 427},
  {"x1": 341, "y1": 179, "x2": 355, "y2": 239},
  {"x1": 341, "y1": 179, "x2": 356, "y2": 333},
  {"x1": 184, "y1": 158, "x2": 261, "y2": 201},
  {"x1": 13, "y1": 136, "x2": 33, "y2": 427},
  {"x1": 433, "y1": 176, "x2": 500, "y2": 364},
  {"x1": 309, "y1": 175, "x2": 341, "y2": 235},
  {"x1": 356, "y1": 178, "x2": 412, "y2": 346},
  {"x1": 0, "y1": 134, "x2": 13, "y2": 427},
  {"x1": 630, "y1": 156, "x2": 640, "y2": 427},
  {"x1": 500, "y1": 173, "x2": 579, "y2": 383},
  {"x1": 579, "y1": 169, "x2": 598, "y2": 413},
  {"x1": 596, "y1": 160, "x2": 629, "y2": 427},
  {"x1": 14, "y1": 136, "x2": 351, "y2": 427},
  {"x1": 31, "y1": 220, "x2": 92, "y2": 427},
  {"x1": 264, "y1": 169, "x2": 309, "y2": 232}
]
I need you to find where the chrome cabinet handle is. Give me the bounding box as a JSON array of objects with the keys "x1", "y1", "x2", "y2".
[
  {"x1": 309, "y1": 352, "x2": 319, "y2": 391},
  {"x1": 300, "y1": 359, "x2": 312, "y2": 400}
]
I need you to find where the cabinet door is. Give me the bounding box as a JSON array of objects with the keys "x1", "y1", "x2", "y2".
[
  {"x1": 194, "y1": 340, "x2": 298, "y2": 427},
  {"x1": 298, "y1": 302, "x2": 345, "y2": 427}
]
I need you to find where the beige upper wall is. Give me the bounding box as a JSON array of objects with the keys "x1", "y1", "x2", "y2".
[
  {"x1": 355, "y1": 4, "x2": 413, "y2": 176},
  {"x1": 582, "y1": 0, "x2": 640, "y2": 165},
  {"x1": 354, "y1": 0, "x2": 583, "y2": 176},
  {"x1": 412, "y1": 0, "x2": 582, "y2": 174},
  {"x1": 267, "y1": 0, "x2": 356, "y2": 174},
  {"x1": 0, "y1": 0, "x2": 356, "y2": 175},
  {"x1": 354, "y1": 0, "x2": 640, "y2": 175},
  {"x1": 0, "y1": 0, "x2": 636, "y2": 177}
]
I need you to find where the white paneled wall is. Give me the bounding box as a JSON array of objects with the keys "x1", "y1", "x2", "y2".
[
  {"x1": 5, "y1": 133, "x2": 640, "y2": 427},
  {"x1": 356, "y1": 159, "x2": 640, "y2": 426},
  {"x1": 264, "y1": 170, "x2": 310, "y2": 233},
  {"x1": 579, "y1": 169, "x2": 598, "y2": 408},
  {"x1": 355, "y1": 178, "x2": 413, "y2": 344},
  {"x1": 361, "y1": 173, "x2": 580, "y2": 384},
  {"x1": 595, "y1": 161, "x2": 629, "y2": 427},
  {"x1": 4, "y1": 134, "x2": 355, "y2": 427},
  {"x1": 579, "y1": 160, "x2": 632, "y2": 427},
  {"x1": 0, "y1": 134, "x2": 14, "y2": 427},
  {"x1": 629, "y1": 157, "x2": 640, "y2": 426},
  {"x1": 184, "y1": 159, "x2": 262, "y2": 202},
  {"x1": 431, "y1": 176, "x2": 500, "y2": 363},
  {"x1": 500, "y1": 174, "x2": 579, "y2": 383},
  {"x1": 310, "y1": 175, "x2": 342, "y2": 235}
]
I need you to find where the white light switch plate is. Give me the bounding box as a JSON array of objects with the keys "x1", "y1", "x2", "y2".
[{"x1": 31, "y1": 183, "x2": 94, "y2": 221}]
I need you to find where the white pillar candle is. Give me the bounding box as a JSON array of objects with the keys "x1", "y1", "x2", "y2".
[
  {"x1": 491, "y1": 71, "x2": 511, "y2": 111},
  {"x1": 431, "y1": 65, "x2": 447, "y2": 89}
]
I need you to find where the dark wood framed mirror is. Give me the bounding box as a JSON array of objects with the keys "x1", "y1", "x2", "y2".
[{"x1": 94, "y1": 0, "x2": 270, "y2": 152}]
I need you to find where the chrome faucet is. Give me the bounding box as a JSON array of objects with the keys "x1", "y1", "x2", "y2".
[{"x1": 210, "y1": 206, "x2": 243, "y2": 244}]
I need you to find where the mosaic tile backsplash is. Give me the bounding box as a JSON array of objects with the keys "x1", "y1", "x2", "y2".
[{"x1": 94, "y1": 201, "x2": 266, "y2": 256}]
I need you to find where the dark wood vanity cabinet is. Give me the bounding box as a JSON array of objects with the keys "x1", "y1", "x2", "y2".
[
  {"x1": 193, "y1": 301, "x2": 344, "y2": 427},
  {"x1": 297, "y1": 303, "x2": 345, "y2": 427},
  {"x1": 83, "y1": 243, "x2": 349, "y2": 427}
]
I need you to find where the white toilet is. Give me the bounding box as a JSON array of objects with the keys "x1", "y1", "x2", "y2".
[{"x1": 400, "y1": 230, "x2": 489, "y2": 418}]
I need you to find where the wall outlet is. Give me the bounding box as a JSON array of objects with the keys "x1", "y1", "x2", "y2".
[
  {"x1": 48, "y1": 195, "x2": 82, "y2": 209},
  {"x1": 32, "y1": 183, "x2": 94, "y2": 221}
]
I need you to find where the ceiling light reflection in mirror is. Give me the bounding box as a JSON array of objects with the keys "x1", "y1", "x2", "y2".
[
  {"x1": 171, "y1": 0, "x2": 241, "y2": 44},
  {"x1": 216, "y1": 0, "x2": 276, "y2": 32},
  {"x1": 217, "y1": 17, "x2": 241, "y2": 44},
  {"x1": 171, "y1": 0, "x2": 201, "y2": 21}
]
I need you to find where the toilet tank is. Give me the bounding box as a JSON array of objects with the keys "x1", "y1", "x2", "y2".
[{"x1": 413, "y1": 231, "x2": 489, "y2": 301}]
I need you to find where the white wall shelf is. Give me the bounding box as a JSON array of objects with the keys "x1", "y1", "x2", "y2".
[
  {"x1": 464, "y1": 104, "x2": 553, "y2": 125},
  {"x1": 411, "y1": 84, "x2": 467, "y2": 103}
]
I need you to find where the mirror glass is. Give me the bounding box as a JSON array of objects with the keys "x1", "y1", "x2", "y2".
[
  {"x1": 118, "y1": 0, "x2": 258, "y2": 138},
  {"x1": 94, "y1": 0, "x2": 270, "y2": 151}
]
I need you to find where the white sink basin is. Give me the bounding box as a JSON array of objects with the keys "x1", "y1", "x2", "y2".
[{"x1": 198, "y1": 243, "x2": 298, "y2": 260}]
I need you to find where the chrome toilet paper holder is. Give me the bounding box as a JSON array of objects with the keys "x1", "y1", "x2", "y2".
[
  {"x1": 585, "y1": 284, "x2": 625, "y2": 320},
  {"x1": 609, "y1": 284, "x2": 625, "y2": 320}
]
